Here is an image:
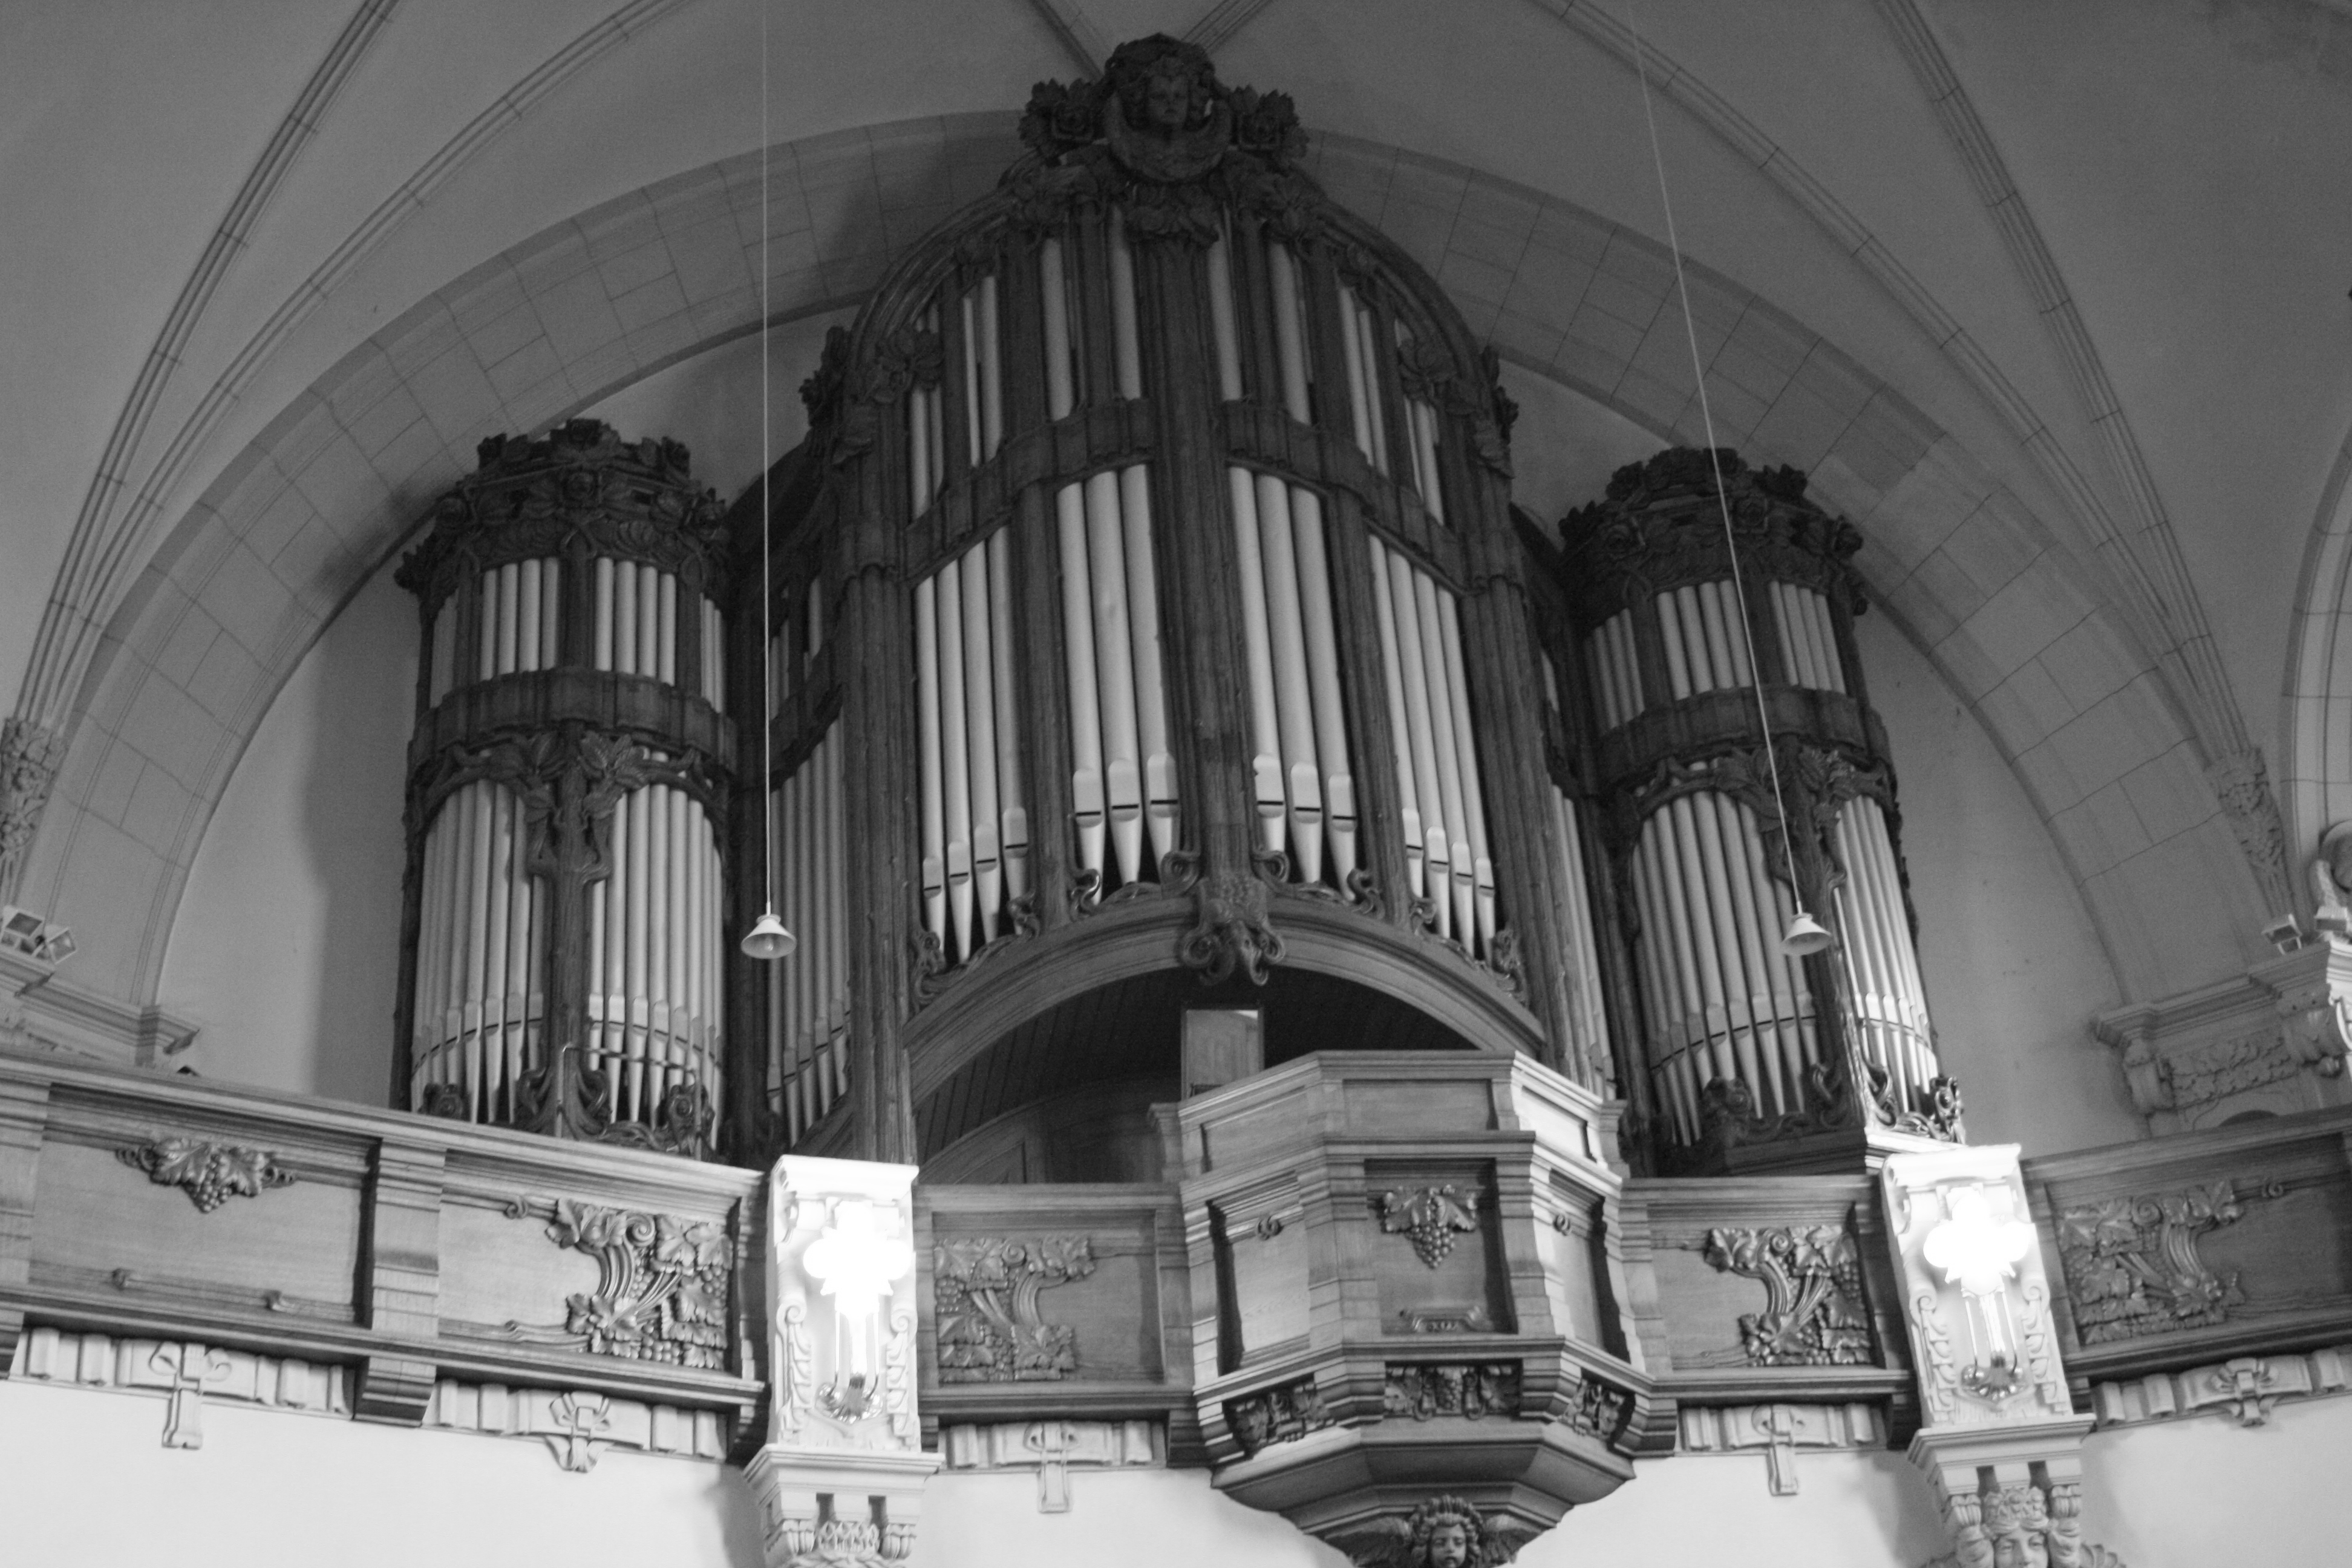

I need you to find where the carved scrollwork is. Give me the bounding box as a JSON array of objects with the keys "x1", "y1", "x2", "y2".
[
  {"x1": 497, "y1": 1197, "x2": 733, "y2": 1370},
  {"x1": 394, "y1": 419, "x2": 730, "y2": 613},
  {"x1": 934, "y1": 1235, "x2": 1096, "y2": 1382},
  {"x1": 771, "y1": 1496, "x2": 919, "y2": 1568},
  {"x1": 1224, "y1": 1373, "x2": 1331, "y2": 1456},
  {"x1": 1560, "y1": 448, "x2": 1864, "y2": 619},
  {"x1": 1563, "y1": 1373, "x2": 1632, "y2": 1442},
  {"x1": 1375, "y1": 1184, "x2": 1480, "y2": 1267},
  {"x1": 1005, "y1": 37, "x2": 1317, "y2": 250},
  {"x1": 1685, "y1": 1049, "x2": 1861, "y2": 1166},
  {"x1": 2055, "y1": 1178, "x2": 2285, "y2": 1344},
  {"x1": 116, "y1": 1136, "x2": 295, "y2": 1213},
  {"x1": 0, "y1": 717, "x2": 67, "y2": 897},
  {"x1": 1696, "y1": 1224, "x2": 1873, "y2": 1367},
  {"x1": 1180, "y1": 869, "x2": 1282, "y2": 987},
  {"x1": 1909, "y1": 1285, "x2": 1959, "y2": 1428},
  {"x1": 1382, "y1": 1361, "x2": 1520, "y2": 1421},
  {"x1": 593, "y1": 1080, "x2": 715, "y2": 1158},
  {"x1": 1485, "y1": 924, "x2": 1526, "y2": 999}
]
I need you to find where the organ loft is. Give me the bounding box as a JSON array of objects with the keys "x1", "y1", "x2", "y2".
[{"x1": 5, "y1": 26, "x2": 2351, "y2": 1568}]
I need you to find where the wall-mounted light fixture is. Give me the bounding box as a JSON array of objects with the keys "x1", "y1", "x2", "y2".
[{"x1": 0, "y1": 906, "x2": 75, "y2": 965}]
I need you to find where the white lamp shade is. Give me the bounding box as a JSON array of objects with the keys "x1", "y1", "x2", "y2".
[
  {"x1": 742, "y1": 909, "x2": 797, "y2": 961},
  {"x1": 1780, "y1": 909, "x2": 1833, "y2": 957}
]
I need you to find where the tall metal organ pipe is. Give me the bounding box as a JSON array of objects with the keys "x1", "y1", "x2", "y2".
[
  {"x1": 1039, "y1": 224, "x2": 1178, "y2": 898},
  {"x1": 396, "y1": 422, "x2": 733, "y2": 1158},
  {"x1": 1556, "y1": 448, "x2": 1957, "y2": 1171}
]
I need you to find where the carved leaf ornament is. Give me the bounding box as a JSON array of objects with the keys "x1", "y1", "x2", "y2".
[
  {"x1": 934, "y1": 1235, "x2": 1096, "y2": 1382},
  {"x1": 117, "y1": 1136, "x2": 295, "y2": 1212},
  {"x1": 2056, "y1": 1178, "x2": 2279, "y2": 1344},
  {"x1": 1699, "y1": 1224, "x2": 1873, "y2": 1367},
  {"x1": 1376, "y1": 1184, "x2": 1480, "y2": 1267},
  {"x1": 501, "y1": 1198, "x2": 733, "y2": 1370}
]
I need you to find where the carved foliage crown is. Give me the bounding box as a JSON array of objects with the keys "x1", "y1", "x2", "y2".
[
  {"x1": 1005, "y1": 34, "x2": 1318, "y2": 246},
  {"x1": 1557, "y1": 448, "x2": 1864, "y2": 617},
  {"x1": 396, "y1": 417, "x2": 731, "y2": 612}
]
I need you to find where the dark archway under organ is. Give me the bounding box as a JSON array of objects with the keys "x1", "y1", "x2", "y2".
[{"x1": 916, "y1": 964, "x2": 1475, "y2": 1180}]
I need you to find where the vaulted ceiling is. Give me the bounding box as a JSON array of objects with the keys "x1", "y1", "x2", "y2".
[{"x1": 5, "y1": 0, "x2": 2350, "y2": 1010}]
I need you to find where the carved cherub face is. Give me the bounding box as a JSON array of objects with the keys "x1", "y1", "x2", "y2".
[
  {"x1": 1990, "y1": 1520, "x2": 2048, "y2": 1568},
  {"x1": 1143, "y1": 58, "x2": 1198, "y2": 132},
  {"x1": 1425, "y1": 1521, "x2": 1471, "y2": 1568}
]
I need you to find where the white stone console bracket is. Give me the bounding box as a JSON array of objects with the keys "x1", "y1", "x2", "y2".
[{"x1": 744, "y1": 1155, "x2": 941, "y2": 1568}]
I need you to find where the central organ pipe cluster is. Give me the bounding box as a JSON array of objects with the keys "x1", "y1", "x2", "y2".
[{"x1": 735, "y1": 38, "x2": 1616, "y2": 1165}]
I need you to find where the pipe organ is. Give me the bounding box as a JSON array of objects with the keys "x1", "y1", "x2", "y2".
[
  {"x1": 1555, "y1": 449, "x2": 1958, "y2": 1170},
  {"x1": 379, "y1": 39, "x2": 1960, "y2": 1186},
  {"x1": 396, "y1": 421, "x2": 734, "y2": 1155},
  {"x1": 342, "y1": 37, "x2": 2008, "y2": 1568}
]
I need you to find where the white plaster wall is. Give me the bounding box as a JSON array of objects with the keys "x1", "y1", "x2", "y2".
[
  {"x1": 1858, "y1": 609, "x2": 2140, "y2": 1156},
  {"x1": 19, "y1": 1372, "x2": 2350, "y2": 1567},
  {"x1": 581, "y1": 310, "x2": 838, "y2": 505},
  {"x1": 2083, "y1": 1393, "x2": 2352, "y2": 1566},
  {"x1": 1500, "y1": 366, "x2": 1662, "y2": 521},
  {"x1": 0, "y1": 1377, "x2": 761, "y2": 1568}
]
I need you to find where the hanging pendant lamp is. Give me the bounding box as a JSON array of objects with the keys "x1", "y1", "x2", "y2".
[
  {"x1": 1780, "y1": 909, "x2": 1834, "y2": 957},
  {"x1": 739, "y1": 0, "x2": 794, "y2": 964}
]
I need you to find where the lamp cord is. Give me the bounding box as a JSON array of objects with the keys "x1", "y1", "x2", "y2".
[
  {"x1": 1628, "y1": 8, "x2": 1811, "y2": 921},
  {"x1": 757, "y1": 0, "x2": 776, "y2": 920}
]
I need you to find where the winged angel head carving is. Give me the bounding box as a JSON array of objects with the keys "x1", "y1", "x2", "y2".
[{"x1": 1333, "y1": 1495, "x2": 1533, "y2": 1568}]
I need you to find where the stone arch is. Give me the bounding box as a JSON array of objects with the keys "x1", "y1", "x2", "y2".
[
  {"x1": 2282, "y1": 425, "x2": 2352, "y2": 902},
  {"x1": 16, "y1": 119, "x2": 2254, "y2": 1016}
]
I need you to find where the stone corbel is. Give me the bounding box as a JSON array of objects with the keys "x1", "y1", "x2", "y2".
[
  {"x1": 151, "y1": 1341, "x2": 233, "y2": 1449},
  {"x1": 2091, "y1": 1008, "x2": 2172, "y2": 1120},
  {"x1": 2270, "y1": 944, "x2": 2352, "y2": 1079},
  {"x1": 939, "y1": 1419, "x2": 1163, "y2": 1512},
  {"x1": 1676, "y1": 1402, "x2": 1887, "y2": 1497},
  {"x1": 1910, "y1": 1422, "x2": 2113, "y2": 1568}
]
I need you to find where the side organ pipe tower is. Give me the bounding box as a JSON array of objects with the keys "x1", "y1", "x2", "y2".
[
  {"x1": 394, "y1": 422, "x2": 735, "y2": 1157},
  {"x1": 1553, "y1": 449, "x2": 1961, "y2": 1172}
]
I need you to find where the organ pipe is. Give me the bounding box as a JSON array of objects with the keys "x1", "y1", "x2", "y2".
[
  {"x1": 766, "y1": 725, "x2": 852, "y2": 1146},
  {"x1": 916, "y1": 535, "x2": 1034, "y2": 966},
  {"x1": 1558, "y1": 448, "x2": 1953, "y2": 1171},
  {"x1": 396, "y1": 421, "x2": 732, "y2": 1158},
  {"x1": 1369, "y1": 537, "x2": 1503, "y2": 955}
]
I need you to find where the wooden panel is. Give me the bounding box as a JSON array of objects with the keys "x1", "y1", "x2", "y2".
[
  {"x1": 2024, "y1": 1104, "x2": 2352, "y2": 1377},
  {"x1": 1364, "y1": 1160, "x2": 1509, "y2": 1334},
  {"x1": 1537, "y1": 1184, "x2": 1607, "y2": 1344},
  {"x1": 31, "y1": 1135, "x2": 361, "y2": 1321},
  {"x1": 1210, "y1": 1183, "x2": 1307, "y2": 1370},
  {"x1": 1345, "y1": 1080, "x2": 1492, "y2": 1136},
  {"x1": 434, "y1": 1197, "x2": 603, "y2": 1331}
]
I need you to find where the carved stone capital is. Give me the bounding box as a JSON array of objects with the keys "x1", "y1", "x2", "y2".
[
  {"x1": 0, "y1": 717, "x2": 67, "y2": 900},
  {"x1": 1907, "y1": 1420, "x2": 2126, "y2": 1568}
]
